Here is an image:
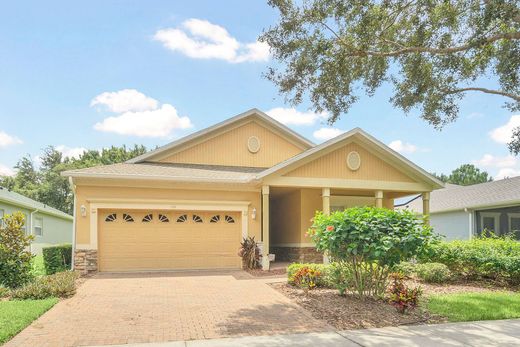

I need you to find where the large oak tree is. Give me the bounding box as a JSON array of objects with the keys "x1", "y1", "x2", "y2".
[{"x1": 260, "y1": 0, "x2": 520, "y2": 152}]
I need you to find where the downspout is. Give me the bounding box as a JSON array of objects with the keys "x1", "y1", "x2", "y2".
[
  {"x1": 29, "y1": 209, "x2": 39, "y2": 254},
  {"x1": 69, "y1": 177, "x2": 76, "y2": 270},
  {"x1": 465, "y1": 208, "x2": 473, "y2": 240}
]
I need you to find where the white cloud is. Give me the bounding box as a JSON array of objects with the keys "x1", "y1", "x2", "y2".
[
  {"x1": 90, "y1": 89, "x2": 158, "y2": 113},
  {"x1": 473, "y1": 154, "x2": 517, "y2": 168},
  {"x1": 496, "y1": 167, "x2": 520, "y2": 179},
  {"x1": 313, "y1": 127, "x2": 345, "y2": 141},
  {"x1": 0, "y1": 131, "x2": 22, "y2": 148},
  {"x1": 153, "y1": 18, "x2": 269, "y2": 63},
  {"x1": 0, "y1": 164, "x2": 15, "y2": 176},
  {"x1": 266, "y1": 107, "x2": 328, "y2": 126},
  {"x1": 56, "y1": 145, "x2": 87, "y2": 159},
  {"x1": 94, "y1": 104, "x2": 192, "y2": 138},
  {"x1": 388, "y1": 140, "x2": 418, "y2": 154},
  {"x1": 489, "y1": 114, "x2": 520, "y2": 144}
]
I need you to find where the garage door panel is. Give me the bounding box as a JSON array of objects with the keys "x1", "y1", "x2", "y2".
[{"x1": 98, "y1": 209, "x2": 242, "y2": 272}]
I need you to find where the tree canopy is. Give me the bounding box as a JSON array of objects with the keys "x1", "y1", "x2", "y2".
[
  {"x1": 432, "y1": 163, "x2": 492, "y2": 185},
  {"x1": 0, "y1": 145, "x2": 147, "y2": 215},
  {"x1": 261, "y1": 0, "x2": 520, "y2": 152}
]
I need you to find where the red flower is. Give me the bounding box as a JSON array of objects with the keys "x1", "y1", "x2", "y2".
[{"x1": 326, "y1": 225, "x2": 334, "y2": 231}]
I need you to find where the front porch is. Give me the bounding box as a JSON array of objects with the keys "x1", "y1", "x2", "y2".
[{"x1": 261, "y1": 186, "x2": 431, "y2": 268}]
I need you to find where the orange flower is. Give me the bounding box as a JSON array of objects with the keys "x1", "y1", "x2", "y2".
[{"x1": 326, "y1": 225, "x2": 334, "y2": 231}]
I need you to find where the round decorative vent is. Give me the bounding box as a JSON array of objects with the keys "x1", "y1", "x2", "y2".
[
  {"x1": 247, "y1": 136, "x2": 260, "y2": 153},
  {"x1": 346, "y1": 151, "x2": 361, "y2": 171}
]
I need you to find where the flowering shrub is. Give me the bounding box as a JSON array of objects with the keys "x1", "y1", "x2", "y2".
[
  {"x1": 309, "y1": 207, "x2": 437, "y2": 297},
  {"x1": 287, "y1": 263, "x2": 330, "y2": 286},
  {"x1": 387, "y1": 272, "x2": 422, "y2": 314},
  {"x1": 290, "y1": 266, "x2": 322, "y2": 292}
]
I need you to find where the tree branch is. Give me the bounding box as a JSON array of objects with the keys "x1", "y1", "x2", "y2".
[
  {"x1": 444, "y1": 87, "x2": 520, "y2": 102},
  {"x1": 343, "y1": 32, "x2": 520, "y2": 57}
]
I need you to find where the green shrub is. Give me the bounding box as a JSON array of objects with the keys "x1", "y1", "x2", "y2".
[
  {"x1": 11, "y1": 271, "x2": 79, "y2": 300},
  {"x1": 393, "y1": 262, "x2": 417, "y2": 276},
  {"x1": 328, "y1": 261, "x2": 354, "y2": 295},
  {"x1": 288, "y1": 263, "x2": 330, "y2": 287},
  {"x1": 0, "y1": 285, "x2": 9, "y2": 298},
  {"x1": 415, "y1": 263, "x2": 452, "y2": 283},
  {"x1": 309, "y1": 207, "x2": 438, "y2": 297},
  {"x1": 420, "y1": 235, "x2": 520, "y2": 284},
  {"x1": 42, "y1": 244, "x2": 72, "y2": 275},
  {"x1": 0, "y1": 213, "x2": 34, "y2": 288}
]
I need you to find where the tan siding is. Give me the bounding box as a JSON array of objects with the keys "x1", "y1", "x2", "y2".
[
  {"x1": 98, "y1": 210, "x2": 241, "y2": 271},
  {"x1": 284, "y1": 142, "x2": 415, "y2": 182},
  {"x1": 159, "y1": 121, "x2": 303, "y2": 167},
  {"x1": 75, "y1": 185, "x2": 261, "y2": 245}
]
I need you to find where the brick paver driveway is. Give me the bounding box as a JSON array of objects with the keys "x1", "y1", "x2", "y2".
[{"x1": 6, "y1": 271, "x2": 330, "y2": 347}]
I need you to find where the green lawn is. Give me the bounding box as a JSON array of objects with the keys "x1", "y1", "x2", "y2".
[
  {"x1": 0, "y1": 299, "x2": 58, "y2": 344},
  {"x1": 427, "y1": 291, "x2": 520, "y2": 322},
  {"x1": 30, "y1": 255, "x2": 46, "y2": 277}
]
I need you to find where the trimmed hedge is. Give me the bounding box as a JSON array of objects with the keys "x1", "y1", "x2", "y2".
[
  {"x1": 415, "y1": 263, "x2": 452, "y2": 283},
  {"x1": 42, "y1": 244, "x2": 72, "y2": 275},
  {"x1": 420, "y1": 236, "x2": 520, "y2": 285}
]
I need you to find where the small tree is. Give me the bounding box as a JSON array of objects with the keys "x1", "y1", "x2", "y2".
[
  {"x1": 309, "y1": 207, "x2": 437, "y2": 298},
  {"x1": 0, "y1": 212, "x2": 34, "y2": 288}
]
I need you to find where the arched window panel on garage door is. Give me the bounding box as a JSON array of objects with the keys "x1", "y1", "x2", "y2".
[
  {"x1": 158, "y1": 214, "x2": 170, "y2": 223},
  {"x1": 123, "y1": 213, "x2": 134, "y2": 222},
  {"x1": 105, "y1": 213, "x2": 117, "y2": 222},
  {"x1": 142, "y1": 214, "x2": 153, "y2": 223},
  {"x1": 210, "y1": 215, "x2": 220, "y2": 223}
]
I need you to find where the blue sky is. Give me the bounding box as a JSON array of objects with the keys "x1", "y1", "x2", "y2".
[{"x1": 1, "y1": 1, "x2": 519, "y2": 178}]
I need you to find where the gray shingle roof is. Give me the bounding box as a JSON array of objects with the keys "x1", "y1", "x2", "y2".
[
  {"x1": 402, "y1": 177, "x2": 520, "y2": 213},
  {"x1": 62, "y1": 162, "x2": 264, "y2": 184},
  {"x1": 0, "y1": 187, "x2": 73, "y2": 220}
]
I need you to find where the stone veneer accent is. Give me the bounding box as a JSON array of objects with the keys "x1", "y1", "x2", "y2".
[
  {"x1": 271, "y1": 246, "x2": 323, "y2": 263},
  {"x1": 74, "y1": 249, "x2": 98, "y2": 275}
]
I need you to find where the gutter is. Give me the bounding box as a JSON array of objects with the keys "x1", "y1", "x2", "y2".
[{"x1": 394, "y1": 194, "x2": 421, "y2": 208}]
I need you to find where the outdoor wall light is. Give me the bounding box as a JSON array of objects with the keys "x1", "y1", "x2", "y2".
[
  {"x1": 80, "y1": 205, "x2": 87, "y2": 217},
  {"x1": 251, "y1": 208, "x2": 257, "y2": 220}
]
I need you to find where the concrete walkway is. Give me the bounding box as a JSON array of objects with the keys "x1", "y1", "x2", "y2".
[{"x1": 97, "y1": 319, "x2": 520, "y2": 347}]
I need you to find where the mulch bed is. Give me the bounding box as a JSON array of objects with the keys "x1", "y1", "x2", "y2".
[
  {"x1": 271, "y1": 277, "x2": 518, "y2": 330},
  {"x1": 271, "y1": 282, "x2": 440, "y2": 330}
]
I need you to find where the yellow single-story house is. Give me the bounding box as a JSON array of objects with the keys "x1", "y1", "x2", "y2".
[{"x1": 63, "y1": 108, "x2": 443, "y2": 273}]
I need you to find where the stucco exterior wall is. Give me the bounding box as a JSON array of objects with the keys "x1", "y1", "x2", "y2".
[
  {"x1": 270, "y1": 190, "x2": 301, "y2": 245},
  {"x1": 158, "y1": 120, "x2": 305, "y2": 168},
  {"x1": 0, "y1": 201, "x2": 72, "y2": 254},
  {"x1": 430, "y1": 210, "x2": 471, "y2": 240},
  {"x1": 74, "y1": 184, "x2": 261, "y2": 246}
]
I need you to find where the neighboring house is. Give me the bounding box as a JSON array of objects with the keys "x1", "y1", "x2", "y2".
[
  {"x1": 62, "y1": 108, "x2": 443, "y2": 273},
  {"x1": 0, "y1": 187, "x2": 73, "y2": 254},
  {"x1": 398, "y1": 178, "x2": 520, "y2": 240}
]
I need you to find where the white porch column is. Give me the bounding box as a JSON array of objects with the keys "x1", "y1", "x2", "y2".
[
  {"x1": 375, "y1": 190, "x2": 384, "y2": 208},
  {"x1": 422, "y1": 192, "x2": 430, "y2": 225},
  {"x1": 322, "y1": 187, "x2": 331, "y2": 215},
  {"x1": 261, "y1": 185, "x2": 270, "y2": 270}
]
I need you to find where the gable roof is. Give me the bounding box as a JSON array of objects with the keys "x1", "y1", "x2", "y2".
[
  {"x1": 401, "y1": 177, "x2": 520, "y2": 213},
  {"x1": 257, "y1": 127, "x2": 444, "y2": 189},
  {"x1": 127, "y1": 108, "x2": 315, "y2": 164},
  {"x1": 0, "y1": 187, "x2": 73, "y2": 220}
]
